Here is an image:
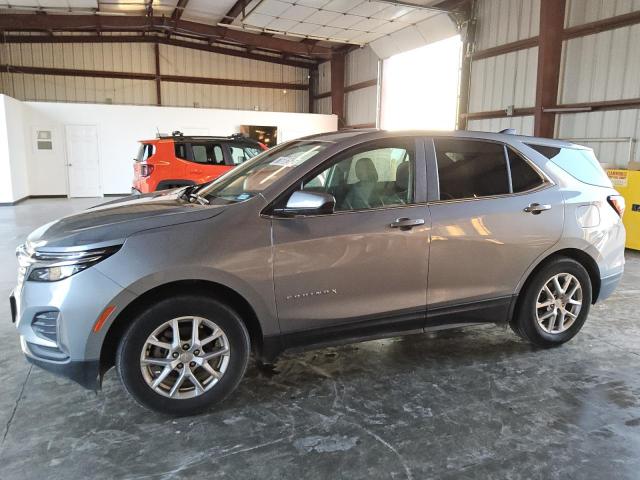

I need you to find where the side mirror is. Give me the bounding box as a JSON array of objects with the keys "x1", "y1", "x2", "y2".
[{"x1": 278, "y1": 190, "x2": 335, "y2": 216}]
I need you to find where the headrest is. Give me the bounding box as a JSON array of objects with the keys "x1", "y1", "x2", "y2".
[
  {"x1": 396, "y1": 162, "x2": 410, "y2": 190},
  {"x1": 355, "y1": 157, "x2": 378, "y2": 183}
]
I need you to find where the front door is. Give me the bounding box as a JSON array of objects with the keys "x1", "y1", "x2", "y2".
[
  {"x1": 272, "y1": 138, "x2": 430, "y2": 338},
  {"x1": 426, "y1": 137, "x2": 564, "y2": 322},
  {"x1": 65, "y1": 125, "x2": 101, "y2": 197}
]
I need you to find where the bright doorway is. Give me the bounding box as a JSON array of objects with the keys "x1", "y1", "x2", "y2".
[{"x1": 380, "y1": 36, "x2": 462, "y2": 131}]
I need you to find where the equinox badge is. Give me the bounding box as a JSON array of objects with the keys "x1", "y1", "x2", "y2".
[{"x1": 285, "y1": 288, "x2": 338, "y2": 301}]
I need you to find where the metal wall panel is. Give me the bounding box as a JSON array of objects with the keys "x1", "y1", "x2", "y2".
[
  {"x1": 556, "y1": 110, "x2": 640, "y2": 166},
  {"x1": 474, "y1": 0, "x2": 540, "y2": 51},
  {"x1": 345, "y1": 86, "x2": 377, "y2": 126},
  {"x1": 158, "y1": 44, "x2": 307, "y2": 84},
  {"x1": 469, "y1": 46, "x2": 538, "y2": 112},
  {"x1": 565, "y1": 0, "x2": 640, "y2": 27},
  {"x1": 161, "y1": 82, "x2": 307, "y2": 112},
  {"x1": 345, "y1": 46, "x2": 379, "y2": 86},
  {"x1": 0, "y1": 41, "x2": 310, "y2": 112},
  {"x1": 0, "y1": 73, "x2": 157, "y2": 105},
  {"x1": 560, "y1": 24, "x2": 640, "y2": 104},
  {"x1": 317, "y1": 60, "x2": 331, "y2": 94},
  {"x1": 468, "y1": 115, "x2": 535, "y2": 136},
  {"x1": 0, "y1": 42, "x2": 155, "y2": 73},
  {"x1": 314, "y1": 96, "x2": 332, "y2": 115}
]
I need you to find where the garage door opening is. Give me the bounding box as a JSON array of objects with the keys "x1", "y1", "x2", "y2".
[{"x1": 380, "y1": 36, "x2": 462, "y2": 131}]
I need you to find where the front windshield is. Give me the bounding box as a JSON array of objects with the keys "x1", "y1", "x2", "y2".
[{"x1": 199, "y1": 140, "x2": 330, "y2": 202}]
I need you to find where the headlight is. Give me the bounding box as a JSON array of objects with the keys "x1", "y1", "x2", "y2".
[{"x1": 19, "y1": 245, "x2": 121, "y2": 282}]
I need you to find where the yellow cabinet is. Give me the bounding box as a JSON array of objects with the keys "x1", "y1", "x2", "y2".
[{"x1": 607, "y1": 169, "x2": 640, "y2": 250}]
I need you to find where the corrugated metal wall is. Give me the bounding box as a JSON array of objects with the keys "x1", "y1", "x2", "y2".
[
  {"x1": 345, "y1": 46, "x2": 378, "y2": 126},
  {"x1": 468, "y1": 116, "x2": 535, "y2": 136},
  {"x1": 313, "y1": 46, "x2": 379, "y2": 126},
  {"x1": 565, "y1": 0, "x2": 640, "y2": 27},
  {"x1": 468, "y1": 47, "x2": 538, "y2": 113},
  {"x1": 559, "y1": 2, "x2": 640, "y2": 166},
  {"x1": 467, "y1": 0, "x2": 640, "y2": 167},
  {"x1": 0, "y1": 37, "x2": 309, "y2": 113},
  {"x1": 314, "y1": 60, "x2": 332, "y2": 115},
  {"x1": 474, "y1": 0, "x2": 540, "y2": 50}
]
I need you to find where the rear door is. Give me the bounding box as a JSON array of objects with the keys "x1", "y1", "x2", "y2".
[{"x1": 425, "y1": 137, "x2": 564, "y2": 324}]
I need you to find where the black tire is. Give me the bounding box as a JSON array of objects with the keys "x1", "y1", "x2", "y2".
[
  {"x1": 511, "y1": 257, "x2": 592, "y2": 347},
  {"x1": 116, "y1": 295, "x2": 250, "y2": 415}
]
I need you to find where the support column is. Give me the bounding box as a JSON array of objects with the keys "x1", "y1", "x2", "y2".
[
  {"x1": 534, "y1": 0, "x2": 567, "y2": 138},
  {"x1": 330, "y1": 52, "x2": 345, "y2": 128},
  {"x1": 154, "y1": 42, "x2": 162, "y2": 106}
]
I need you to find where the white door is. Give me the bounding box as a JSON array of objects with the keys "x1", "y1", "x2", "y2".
[{"x1": 65, "y1": 125, "x2": 101, "y2": 197}]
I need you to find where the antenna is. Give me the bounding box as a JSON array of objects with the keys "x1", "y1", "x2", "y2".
[{"x1": 499, "y1": 128, "x2": 517, "y2": 135}]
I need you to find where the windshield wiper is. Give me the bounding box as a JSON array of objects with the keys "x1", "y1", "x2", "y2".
[{"x1": 180, "y1": 185, "x2": 210, "y2": 205}]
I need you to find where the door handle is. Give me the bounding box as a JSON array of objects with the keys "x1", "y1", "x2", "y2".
[
  {"x1": 524, "y1": 203, "x2": 551, "y2": 214},
  {"x1": 390, "y1": 218, "x2": 425, "y2": 230}
]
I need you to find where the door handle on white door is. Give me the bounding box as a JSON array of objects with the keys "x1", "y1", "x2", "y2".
[{"x1": 524, "y1": 203, "x2": 551, "y2": 214}]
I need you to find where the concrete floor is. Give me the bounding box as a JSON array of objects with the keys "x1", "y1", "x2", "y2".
[{"x1": 1, "y1": 198, "x2": 640, "y2": 479}]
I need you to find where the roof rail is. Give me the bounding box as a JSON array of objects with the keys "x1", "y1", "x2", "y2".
[{"x1": 499, "y1": 128, "x2": 517, "y2": 135}]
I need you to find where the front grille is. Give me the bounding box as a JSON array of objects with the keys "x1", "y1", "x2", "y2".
[{"x1": 32, "y1": 311, "x2": 59, "y2": 342}]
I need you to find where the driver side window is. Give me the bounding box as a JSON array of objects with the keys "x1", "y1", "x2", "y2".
[{"x1": 303, "y1": 145, "x2": 414, "y2": 212}]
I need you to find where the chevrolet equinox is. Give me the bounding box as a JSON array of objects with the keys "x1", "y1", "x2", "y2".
[{"x1": 12, "y1": 130, "x2": 626, "y2": 415}]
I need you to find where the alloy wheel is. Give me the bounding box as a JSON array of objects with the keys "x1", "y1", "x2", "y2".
[
  {"x1": 535, "y1": 273, "x2": 583, "y2": 334},
  {"x1": 139, "y1": 316, "x2": 230, "y2": 399}
]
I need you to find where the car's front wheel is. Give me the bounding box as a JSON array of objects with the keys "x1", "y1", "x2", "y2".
[
  {"x1": 511, "y1": 257, "x2": 592, "y2": 347},
  {"x1": 116, "y1": 295, "x2": 250, "y2": 415}
]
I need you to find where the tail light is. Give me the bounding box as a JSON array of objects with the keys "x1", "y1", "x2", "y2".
[
  {"x1": 607, "y1": 195, "x2": 625, "y2": 217},
  {"x1": 140, "y1": 164, "x2": 155, "y2": 177}
]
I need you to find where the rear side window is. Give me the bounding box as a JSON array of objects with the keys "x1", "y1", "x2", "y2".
[
  {"x1": 175, "y1": 143, "x2": 188, "y2": 160},
  {"x1": 526, "y1": 144, "x2": 612, "y2": 187},
  {"x1": 136, "y1": 143, "x2": 154, "y2": 162},
  {"x1": 508, "y1": 148, "x2": 544, "y2": 192},
  {"x1": 435, "y1": 139, "x2": 510, "y2": 200}
]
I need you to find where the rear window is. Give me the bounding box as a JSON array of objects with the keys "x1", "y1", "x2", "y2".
[
  {"x1": 527, "y1": 144, "x2": 612, "y2": 187},
  {"x1": 136, "y1": 143, "x2": 154, "y2": 162}
]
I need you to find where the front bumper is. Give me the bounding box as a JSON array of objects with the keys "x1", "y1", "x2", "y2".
[
  {"x1": 12, "y1": 265, "x2": 135, "y2": 390},
  {"x1": 21, "y1": 338, "x2": 101, "y2": 389}
]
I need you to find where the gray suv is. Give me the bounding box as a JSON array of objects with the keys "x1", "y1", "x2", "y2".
[{"x1": 11, "y1": 130, "x2": 626, "y2": 415}]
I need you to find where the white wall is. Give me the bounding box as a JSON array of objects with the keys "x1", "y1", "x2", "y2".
[
  {"x1": 0, "y1": 98, "x2": 13, "y2": 203},
  {"x1": 0, "y1": 95, "x2": 337, "y2": 198},
  {"x1": 0, "y1": 95, "x2": 29, "y2": 203}
]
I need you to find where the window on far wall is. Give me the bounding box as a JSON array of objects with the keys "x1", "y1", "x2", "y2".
[{"x1": 36, "y1": 130, "x2": 53, "y2": 150}]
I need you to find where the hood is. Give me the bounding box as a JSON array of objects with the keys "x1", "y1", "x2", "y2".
[{"x1": 27, "y1": 189, "x2": 226, "y2": 250}]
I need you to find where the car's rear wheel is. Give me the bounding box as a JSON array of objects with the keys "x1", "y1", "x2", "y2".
[
  {"x1": 116, "y1": 295, "x2": 250, "y2": 415},
  {"x1": 511, "y1": 258, "x2": 592, "y2": 347}
]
